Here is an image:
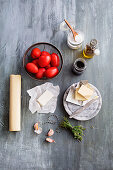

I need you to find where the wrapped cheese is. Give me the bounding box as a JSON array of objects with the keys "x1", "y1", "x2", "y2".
[{"x1": 9, "y1": 75, "x2": 21, "y2": 131}]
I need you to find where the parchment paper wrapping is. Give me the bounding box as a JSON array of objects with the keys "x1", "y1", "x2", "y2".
[
  {"x1": 27, "y1": 82, "x2": 60, "y2": 114},
  {"x1": 9, "y1": 75, "x2": 21, "y2": 131}
]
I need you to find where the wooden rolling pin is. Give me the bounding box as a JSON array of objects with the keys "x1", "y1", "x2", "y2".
[{"x1": 9, "y1": 75, "x2": 21, "y2": 131}]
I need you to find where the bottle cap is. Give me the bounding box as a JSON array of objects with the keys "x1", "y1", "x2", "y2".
[{"x1": 90, "y1": 39, "x2": 98, "y2": 49}]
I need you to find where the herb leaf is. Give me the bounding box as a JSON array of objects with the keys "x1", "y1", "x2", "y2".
[{"x1": 60, "y1": 117, "x2": 85, "y2": 142}]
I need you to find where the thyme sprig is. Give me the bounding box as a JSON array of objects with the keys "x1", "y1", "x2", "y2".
[{"x1": 60, "y1": 117, "x2": 86, "y2": 142}]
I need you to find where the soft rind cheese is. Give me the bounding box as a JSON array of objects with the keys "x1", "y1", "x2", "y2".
[
  {"x1": 75, "y1": 88, "x2": 87, "y2": 101},
  {"x1": 78, "y1": 85, "x2": 94, "y2": 100},
  {"x1": 85, "y1": 83, "x2": 94, "y2": 91},
  {"x1": 66, "y1": 88, "x2": 83, "y2": 106},
  {"x1": 37, "y1": 90, "x2": 53, "y2": 106}
]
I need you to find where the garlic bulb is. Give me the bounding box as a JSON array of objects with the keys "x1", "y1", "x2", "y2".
[
  {"x1": 34, "y1": 122, "x2": 42, "y2": 135},
  {"x1": 34, "y1": 127, "x2": 42, "y2": 135}
]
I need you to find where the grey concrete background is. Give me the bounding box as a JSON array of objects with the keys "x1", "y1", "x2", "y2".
[{"x1": 0, "y1": 0, "x2": 113, "y2": 169}]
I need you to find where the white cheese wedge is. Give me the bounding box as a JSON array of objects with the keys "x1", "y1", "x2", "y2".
[
  {"x1": 85, "y1": 83, "x2": 94, "y2": 91},
  {"x1": 37, "y1": 90, "x2": 53, "y2": 106},
  {"x1": 75, "y1": 88, "x2": 87, "y2": 101},
  {"x1": 66, "y1": 88, "x2": 83, "y2": 106},
  {"x1": 78, "y1": 85, "x2": 94, "y2": 100}
]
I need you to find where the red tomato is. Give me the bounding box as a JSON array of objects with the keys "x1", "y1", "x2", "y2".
[
  {"x1": 31, "y1": 48, "x2": 41, "y2": 59},
  {"x1": 38, "y1": 55, "x2": 51, "y2": 67},
  {"x1": 45, "y1": 67, "x2": 59, "y2": 78},
  {"x1": 26, "y1": 63, "x2": 38, "y2": 73},
  {"x1": 51, "y1": 53, "x2": 60, "y2": 67},
  {"x1": 41, "y1": 51, "x2": 51, "y2": 56},
  {"x1": 32, "y1": 59, "x2": 39, "y2": 66},
  {"x1": 45, "y1": 64, "x2": 51, "y2": 69},
  {"x1": 35, "y1": 68, "x2": 46, "y2": 79}
]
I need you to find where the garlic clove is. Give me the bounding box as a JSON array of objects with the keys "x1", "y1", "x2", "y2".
[
  {"x1": 34, "y1": 122, "x2": 38, "y2": 130},
  {"x1": 47, "y1": 129, "x2": 54, "y2": 136},
  {"x1": 34, "y1": 127, "x2": 42, "y2": 135},
  {"x1": 46, "y1": 138, "x2": 56, "y2": 143}
]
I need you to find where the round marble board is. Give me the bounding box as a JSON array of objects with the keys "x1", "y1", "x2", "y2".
[{"x1": 63, "y1": 83, "x2": 102, "y2": 121}]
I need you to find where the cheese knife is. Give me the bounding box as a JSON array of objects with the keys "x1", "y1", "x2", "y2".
[{"x1": 69, "y1": 97, "x2": 99, "y2": 119}]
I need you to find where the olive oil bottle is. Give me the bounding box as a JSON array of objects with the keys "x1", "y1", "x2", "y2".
[{"x1": 83, "y1": 39, "x2": 100, "y2": 59}]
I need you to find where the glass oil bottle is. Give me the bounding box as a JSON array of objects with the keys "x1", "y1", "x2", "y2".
[{"x1": 83, "y1": 39, "x2": 100, "y2": 59}]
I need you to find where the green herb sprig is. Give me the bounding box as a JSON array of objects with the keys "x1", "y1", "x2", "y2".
[{"x1": 60, "y1": 117, "x2": 86, "y2": 142}]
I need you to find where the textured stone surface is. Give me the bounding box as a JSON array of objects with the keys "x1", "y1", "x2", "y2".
[{"x1": 0, "y1": 0, "x2": 113, "y2": 169}]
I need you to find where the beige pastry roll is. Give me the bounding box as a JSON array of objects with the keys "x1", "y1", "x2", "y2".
[{"x1": 9, "y1": 75, "x2": 21, "y2": 131}]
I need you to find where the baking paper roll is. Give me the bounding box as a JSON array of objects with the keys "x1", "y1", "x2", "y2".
[{"x1": 9, "y1": 75, "x2": 21, "y2": 131}]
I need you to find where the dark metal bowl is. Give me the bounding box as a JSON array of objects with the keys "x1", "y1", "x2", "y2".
[{"x1": 23, "y1": 42, "x2": 63, "y2": 80}]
